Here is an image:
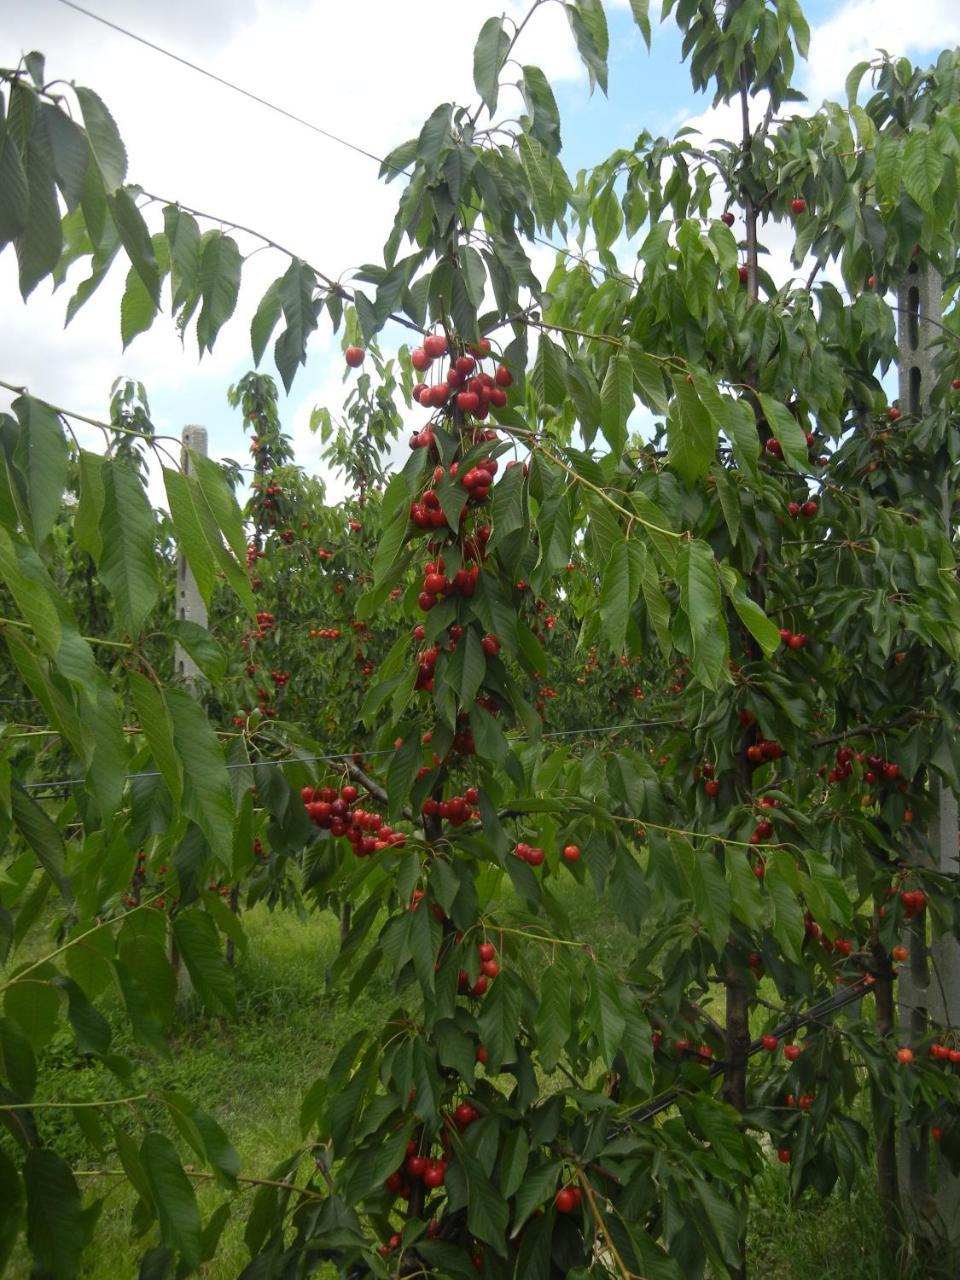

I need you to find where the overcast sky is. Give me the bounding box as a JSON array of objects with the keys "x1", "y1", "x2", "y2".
[{"x1": 1, "y1": 0, "x2": 958, "y2": 498}]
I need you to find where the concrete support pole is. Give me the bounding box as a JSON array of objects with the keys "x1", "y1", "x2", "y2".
[
  {"x1": 174, "y1": 425, "x2": 208, "y2": 684},
  {"x1": 895, "y1": 262, "x2": 960, "y2": 1251}
]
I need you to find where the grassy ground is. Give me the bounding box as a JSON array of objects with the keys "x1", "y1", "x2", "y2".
[{"x1": 3, "y1": 894, "x2": 934, "y2": 1279}]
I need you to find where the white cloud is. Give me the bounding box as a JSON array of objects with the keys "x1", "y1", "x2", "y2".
[{"x1": 803, "y1": 0, "x2": 960, "y2": 105}]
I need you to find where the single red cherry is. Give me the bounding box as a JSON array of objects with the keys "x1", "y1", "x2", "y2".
[
  {"x1": 562, "y1": 844, "x2": 582, "y2": 862},
  {"x1": 345, "y1": 346, "x2": 365, "y2": 367},
  {"x1": 721, "y1": 211, "x2": 735, "y2": 226},
  {"x1": 761, "y1": 1034, "x2": 778, "y2": 1052},
  {"x1": 790, "y1": 197, "x2": 807, "y2": 215},
  {"x1": 554, "y1": 1187, "x2": 578, "y2": 1213}
]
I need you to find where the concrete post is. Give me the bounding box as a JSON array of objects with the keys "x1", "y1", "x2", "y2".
[
  {"x1": 895, "y1": 262, "x2": 960, "y2": 1250},
  {"x1": 174, "y1": 425, "x2": 208, "y2": 685}
]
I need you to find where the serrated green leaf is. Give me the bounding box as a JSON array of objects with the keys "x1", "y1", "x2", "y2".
[
  {"x1": 172, "y1": 910, "x2": 235, "y2": 1018},
  {"x1": 473, "y1": 17, "x2": 509, "y2": 115},
  {"x1": 140, "y1": 1132, "x2": 202, "y2": 1268},
  {"x1": 25, "y1": 1148, "x2": 95, "y2": 1279},
  {"x1": 11, "y1": 395, "x2": 69, "y2": 549},
  {"x1": 98, "y1": 460, "x2": 159, "y2": 632}
]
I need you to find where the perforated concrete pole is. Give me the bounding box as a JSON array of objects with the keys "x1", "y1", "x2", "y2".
[
  {"x1": 174, "y1": 426, "x2": 208, "y2": 685},
  {"x1": 895, "y1": 261, "x2": 960, "y2": 1249}
]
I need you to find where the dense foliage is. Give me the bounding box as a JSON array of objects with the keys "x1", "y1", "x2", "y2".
[{"x1": 1, "y1": 2, "x2": 960, "y2": 1277}]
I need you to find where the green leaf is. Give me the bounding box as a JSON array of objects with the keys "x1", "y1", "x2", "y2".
[
  {"x1": 98, "y1": 460, "x2": 159, "y2": 632},
  {"x1": 767, "y1": 852, "x2": 805, "y2": 962},
  {"x1": 120, "y1": 262, "x2": 159, "y2": 349},
  {"x1": 191, "y1": 454, "x2": 248, "y2": 564},
  {"x1": 668, "y1": 376, "x2": 717, "y2": 483},
  {"x1": 162, "y1": 205, "x2": 201, "y2": 312},
  {"x1": 675, "y1": 539, "x2": 724, "y2": 686},
  {"x1": 172, "y1": 909, "x2": 235, "y2": 1018},
  {"x1": 535, "y1": 964, "x2": 571, "y2": 1071},
  {"x1": 588, "y1": 968, "x2": 626, "y2": 1066},
  {"x1": 532, "y1": 336, "x2": 567, "y2": 408},
  {"x1": 690, "y1": 847, "x2": 731, "y2": 948},
  {"x1": 417, "y1": 103, "x2": 453, "y2": 172},
  {"x1": 0, "y1": 125, "x2": 29, "y2": 249},
  {"x1": 600, "y1": 541, "x2": 632, "y2": 654},
  {"x1": 11, "y1": 783, "x2": 69, "y2": 900},
  {"x1": 875, "y1": 135, "x2": 902, "y2": 203},
  {"x1": 473, "y1": 17, "x2": 510, "y2": 115},
  {"x1": 11, "y1": 395, "x2": 69, "y2": 549},
  {"x1": 565, "y1": 0, "x2": 610, "y2": 95},
  {"x1": 15, "y1": 124, "x2": 62, "y2": 298},
  {"x1": 719, "y1": 564, "x2": 780, "y2": 657},
  {"x1": 628, "y1": 0, "x2": 652, "y2": 46},
  {"x1": 25, "y1": 1148, "x2": 95, "y2": 1279},
  {"x1": 108, "y1": 187, "x2": 159, "y2": 304},
  {"x1": 168, "y1": 621, "x2": 227, "y2": 681},
  {"x1": 140, "y1": 1132, "x2": 203, "y2": 1268},
  {"x1": 162, "y1": 469, "x2": 217, "y2": 607},
  {"x1": 386, "y1": 735, "x2": 420, "y2": 823},
  {"x1": 600, "y1": 352, "x2": 633, "y2": 455},
  {"x1": 521, "y1": 66, "x2": 562, "y2": 155},
  {"x1": 488, "y1": 460, "x2": 525, "y2": 551},
  {"x1": 476, "y1": 970, "x2": 521, "y2": 1069},
  {"x1": 129, "y1": 671, "x2": 183, "y2": 811},
  {"x1": 512, "y1": 1160, "x2": 560, "y2": 1232},
  {"x1": 274, "y1": 259, "x2": 319, "y2": 392},
  {"x1": 719, "y1": 397, "x2": 760, "y2": 478},
  {"x1": 758, "y1": 394, "x2": 809, "y2": 473},
  {"x1": 461, "y1": 1147, "x2": 509, "y2": 1255},
  {"x1": 75, "y1": 86, "x2": 127, "y2": 189},
  {"x1": 727, "y1": 846, "x2": 765, "y2": 932},
  {"x1": 55, "y1": 977, "x2": 111, "y2": 1055},
  {"x1": 166, "y1": 690, "x2": 234, "y2": 864},
  {"x1": 500, "y1": 1127, "x2": 530, "y2": 1201},
  {"x1": 250, "y1": 279, "x2": 283, "y2": 365},
  {"x1": 0, "y1": 1016, "x2": 36, "y2": 1099},
  {"x1": 5, "y1": 978, "x2": 61, "y2": 1051},
  {"x1": 902, "y1": 130, "x2": 943, "y2": 215},
  {"x1": 196, "y1": 233, "x2": 242, "y2": 354},
  {"x1": 628, "y1": 347, "x2": 668, "y2": 415}
]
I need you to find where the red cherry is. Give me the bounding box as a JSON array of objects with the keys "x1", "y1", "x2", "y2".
[
  {"x1": 455, "y1": 355, "x2": 477, "y2": 375},
  {"x1": 478, "y1": 942, "x2": 495, "y2": 962},
  {"x1": 784, "y1": 1044, "x2": 801, "y2": 1061},
  {"x1": 341, "y1": 785, "x2": 358, "y2": 802},
  {"x1": 896, "y1": 1047, "x2": 913, "y2": 1063},
  {"x1": 721, "y1": 211, "x2": 735, "y2": 226},
  {"x1": 788, "y1": 502, "x2": 800, "y2": 518},
  {"x1": 777, "y1": 1148, "x2": 792, "y2": 1164},
  {"x1": 495, "y1": 365, "x2": 513, "y2": 387},
  {"x1": 738, "y1": 264, "x2": 749, "y2": 284},
  {"x1": 482, "y1": 959, "x2": 500, "y2": 978},
  {"x1": 787, "y1": 633, "x2": 808, "y2": 649},
  {"x1": 481, "y1": 633, "x2": 500, "y2": 656},
  {"x1": 562, "y1": 844, "x2": 582, "y2": 862},
  {"x1": 345, "y1": 346, "x2": 365, "y2": 367},
  {"x1": 525, "y1": 847, "x2": 545, "y2": 867},
  {"x1": 704, "y1": 780, "x2": 720, "y2": 797},
  {"x1": 952, "y1": 378, "x2": 960, "y2": 391},
  {"x1": 423, "y1": 1163, "x2": 445, "y2": 1188},
  {"x1": 457, "y1": 391, "x2": 481, "y2": 413},
  {"x1": 554, "y1": 1187, "x2": 577, "y2": 1213},
  {"x1": 411, "y1": 347, "x2": 432, "y2": 372},
  {"x1": 800, "y1": 499, "x2": 818, "y2": 518},
  {"x1": 790, "y1": 197, "x2": 807, "y2": 215},
  {"x1": 424, "y1": 333, "x2": 448, "y2": 359},
  {"x1": 761, "y1": 1034, "x2": 778, "y2": 1052},
  {"x1": 888, "y1": 407, "x2": 902, "y2": 421},
  {"x1": 454, "y1": 1102, "x2": 478, "y2": 1128}
]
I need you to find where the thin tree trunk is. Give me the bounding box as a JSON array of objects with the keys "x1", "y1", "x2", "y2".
[{"x1": 871, "y1": 926, "x2": 902, "y2": 1255}]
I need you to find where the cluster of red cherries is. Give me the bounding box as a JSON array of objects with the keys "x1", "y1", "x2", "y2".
[
  {"x1": 821, "y1": 745, "x2": 901, "y2": 787},
  {"x1": 300, "y1": 783, "x2": 406, "y2": 855}
]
